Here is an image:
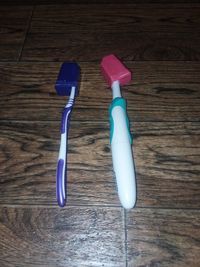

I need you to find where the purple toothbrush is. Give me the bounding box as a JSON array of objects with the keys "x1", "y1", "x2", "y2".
[{"x1": 55, "y1": 62, "x2": 80, "y2": 207}]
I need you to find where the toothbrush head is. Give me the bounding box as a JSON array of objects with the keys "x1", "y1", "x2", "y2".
[
  {"x1": 55, "y1": 62, "x2": 80, "y2": 96},
  {"x1": 100, "y1": 54, "x2": 132, "y2": 87}
]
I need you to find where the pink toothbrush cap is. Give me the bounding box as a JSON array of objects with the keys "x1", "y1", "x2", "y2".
[{"x1": 100, "y1": 54, "x2": 132, "y2": 87}]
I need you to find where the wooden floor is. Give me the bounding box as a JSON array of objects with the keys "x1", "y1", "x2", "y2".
[{"x1": 0, "y1": 2, "x2": 200, "y2": 267}]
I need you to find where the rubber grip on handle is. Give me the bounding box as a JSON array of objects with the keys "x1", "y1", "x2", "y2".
[
  {"x1": 56, "y1": 159, "x2": 65, "y2": 207},
  {"x1": 109, "y1": 97, "x2": 132, "y2": 144},
  {"x1": 109, "y1": 97, "x2": 136, "y2": 209}
]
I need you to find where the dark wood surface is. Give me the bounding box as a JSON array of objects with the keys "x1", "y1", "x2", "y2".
[
  {"x1": 0, "y1": 207, "x2": 125, "y2": 267},
  {"x1": 0, "y1": 62, "x2": 200, "y2": 122},
  {"x1": 30, "y1": 4, "x2": 200, "y2": 34},
  {"x1": 0, "y1": 6, "x2": 32, "y2": 61},
  {"x1": 0, "y1": 121, "x2": 199, "y2": 208},
  {"x1": 21, "y1": 4, "x2": 200, "y2": 61},
  {"x1": 127, "y1": 209, "x2": 200, "y2": 267},
  {"x1": 0, "y1": 2, "x2": 200, "y2": 267},
  {"x1": 21, "y1": 32, "x2": 200, "y2": 61},
  {"x1": 2, "y1": 0, "x2": 200, "y2": 5}
]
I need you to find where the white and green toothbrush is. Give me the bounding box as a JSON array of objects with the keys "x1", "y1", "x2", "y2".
[{"x1": 100, "y1": 54, "x2": 136, "y2": 209}]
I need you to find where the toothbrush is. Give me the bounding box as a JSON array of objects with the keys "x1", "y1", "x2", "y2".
[
  {"x1": 100, "y1": 54, "x2": 136, "y2": 209},
  {"x1": 55, "y1": 62, "x2": 80, "y2": 207}
]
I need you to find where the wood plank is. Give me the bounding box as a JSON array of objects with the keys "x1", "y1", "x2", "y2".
[
  {"x1": 0, "y1": 121, "x2": 116, "y2": 206},
  {"x1": 0, "y1": 62, "x2": 200, "y2": 122},
  {"x1": 30, "y1": 4, "x2": 200, "y2": 34},
  {"x1": 0, "y1": 6, "x2": 32, "y2": 61},
  {"x1": 127, "y1": 208, "x2": 200, "y2": 267},
  {"x1": 21, "y1": 31, "x2": 200, "y2": 61},
  {"x1": 134, "y1": 122, "x2": 200, "y2": 208},
  {"x1": 0, "y1": 206, "x2": 125, "y2": 267},
  {"x1": 1, "y1": 0, "x2": 200, "y2": 5},
  {"x1": 0, "y1": 121, "x2": 199, "y2": 208}
]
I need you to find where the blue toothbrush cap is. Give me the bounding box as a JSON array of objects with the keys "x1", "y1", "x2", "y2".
[{"x1": 55, "y1": 62, "x2": 80, "y2": 96}]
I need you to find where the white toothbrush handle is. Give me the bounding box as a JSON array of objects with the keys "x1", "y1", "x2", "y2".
[
  {"x1": 109, "y1": 98, "x2": 136, "y2": 209},
  {"x1": 56, "y1": 106, "x2": 72, "y2": 207},
  {"x1": 56, "y1": 87, "x2": 75, "y2": 207}
]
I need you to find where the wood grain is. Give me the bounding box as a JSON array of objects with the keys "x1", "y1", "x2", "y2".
[
  {"x1": 21, "y1": 31, "x2": 200, "y2": 61},
  {"x1": 0, "y1": 120, "x2": 116, "y2": 206},
  {"x1": 127, "y1": 208, "x2": 200, "y2": 267},
  {"x1": 0, "y1": 6, "x2": 32, "y2": 61},
  {"x1": 134, "y1": 122, "x2": 200, "y2": 208},
  {"x1": 30, "y1": 4, "x2": 200, "y2": 34},
  {"x1": 0, "y1": 62, "x2": 200, "y2": 122},
  {"x1": 1, "y1": 0, "x2": 200, "y2": 5},
  {"x1": 0, "y1": 121, "x2": 199, "y2": 208},
  {"x1": 20, "y1": 4, "x2": 200, "y2": 61},
  {"x1": 0, "y1": 206, "x2": 125, "y2": 267},
  {"x1": 0, "y1": 4, "x2": 200, "y2": 267}
]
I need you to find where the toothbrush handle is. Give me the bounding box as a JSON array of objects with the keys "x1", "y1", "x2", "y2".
[
  {"x1": 109, "y1": 97, "x2": 136, "y2": 209},
  {"x1": 56, "y1": 106, "x2": 72, "y2": 207}
]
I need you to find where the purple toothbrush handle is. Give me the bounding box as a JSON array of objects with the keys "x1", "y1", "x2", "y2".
[
  {"x1": 56, "y1": 106, "x2": 73, "y2": 207},
  {"x1": 56, "y1": 159, "x2": 65, "y2": 207},
  {"x1": 61, "y1": 106, "x2": 72, "y2": 134}
]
